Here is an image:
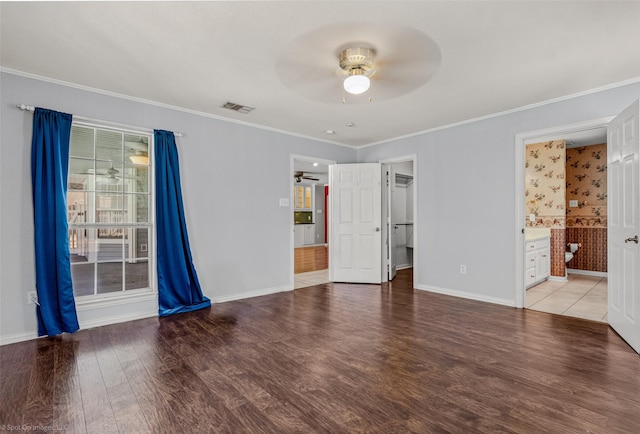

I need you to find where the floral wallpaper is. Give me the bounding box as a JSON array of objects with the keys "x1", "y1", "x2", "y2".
[
  {"x1": 525, "y1": 140, "x2": 566, "y2": 228},
  {"x1": 565, "y1": 143, "x2": 607, "y2": 228}
]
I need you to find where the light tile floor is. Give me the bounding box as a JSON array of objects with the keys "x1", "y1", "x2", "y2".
[
  {"x1": 526, "y1": 273, "x2": 608, "y2": 322},
  {"x1": 294, "y1": 269, "x2": 329, "y2": 289}
]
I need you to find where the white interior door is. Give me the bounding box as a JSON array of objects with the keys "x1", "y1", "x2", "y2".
[
  {"x1": 387, "y1": 166, "x2": 398, "y2": 280},
  {"x1": 329, "y1": 163, "x2": 382, "y2": 284},
  {"x1": 608, "y1": 99, "x2": 640, "y2": 354}
]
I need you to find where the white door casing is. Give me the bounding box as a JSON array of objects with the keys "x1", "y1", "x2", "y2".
[
  {"x1": 329, "y1": 163, "x2": 382, "y2": 284},
  {"x1": 608, "y1": 99, "x2": 640, "y2": 354}
]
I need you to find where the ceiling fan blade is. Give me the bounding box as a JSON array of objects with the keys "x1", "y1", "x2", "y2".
[{"x1": 77, "y1": 170, "x2": 107, "y2": 175}]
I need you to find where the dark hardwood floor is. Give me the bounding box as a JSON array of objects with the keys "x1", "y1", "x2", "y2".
[{"x1": 2, "y1": 269, "x2": 639, "y2": 433}]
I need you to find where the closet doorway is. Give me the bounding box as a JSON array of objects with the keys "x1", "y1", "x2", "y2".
[{"x1": 382, "y1": 156, "x2": 417, "y2": 283}]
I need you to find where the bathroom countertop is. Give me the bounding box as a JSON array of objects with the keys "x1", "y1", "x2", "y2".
[
  {"x1": 525, "y1": 227, "x2": 551, "y2": 241},
  {"x1": 526, "y1": 234, "x2": 550, "y2": 242}
]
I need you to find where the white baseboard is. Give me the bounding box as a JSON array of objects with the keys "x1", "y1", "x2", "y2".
[
  {"x1": 0, "y1": 309, "x2": 158, "y2": 346},
  {"x1": 79, "y1": 310, "x2": 158, "y2": 331},
  {"x1": 549, "y1": 276, "x2": 568, "y2": 282},
  {"x1": 567, "y1": 268, "x2": 608, "y2": 278},
  {"x1": 2, "y1": 285, "x2": 293, "y2": 345},
  {"x1": 0, "y1": 331, "x2": 40, "y2": 346},
  {"x1": 211, "y1": 284, "x2": 292, "y2": 303},
  {"x1": 415, "y1": 284, "x2": 515, "y2": 307},
  {"x1": 397, "y1": 264, "x2": 413, "y2": 271}
]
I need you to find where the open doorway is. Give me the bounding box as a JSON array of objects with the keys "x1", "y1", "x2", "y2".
[
  {"x1": 385, "y1": 161, "x2": 414, "y2": 281},
  {"x1": 325, "y1": 156, "x2": 418, "y2": 287},
  {"x1": 291, "y1": 155, "x2": 334, "y2": 289},
  {"x1": 382, "y1": 155, "x2": 417, "y2": 285},
  {"x1": 515, "y1": 119, "x2": 611, "y2": 322},
  {"x1": 518, "y1": 101, "x2": 640, "y2": 354}
]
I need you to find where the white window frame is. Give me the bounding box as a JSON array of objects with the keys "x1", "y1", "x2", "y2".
[{"x1": 67, "y1": 120, "x2": 156, "y2": 309}]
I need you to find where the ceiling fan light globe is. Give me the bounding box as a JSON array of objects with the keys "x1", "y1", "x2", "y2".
[{"x1": 344, "y1": 75, "x2": 370, "y2": 95}]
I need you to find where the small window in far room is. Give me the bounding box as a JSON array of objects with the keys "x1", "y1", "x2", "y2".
[{"x1": 67, "y1": 123, "x2": 154, "y2": 299}]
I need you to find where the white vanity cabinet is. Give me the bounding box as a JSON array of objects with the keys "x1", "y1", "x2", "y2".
[{"x1": 525, "y1": 237, "x2": 550, "y2": 288}]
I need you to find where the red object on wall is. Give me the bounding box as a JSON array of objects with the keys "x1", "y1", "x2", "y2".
[{"x1": 324, "y1": 186, "x2": 329, "y2": 244}]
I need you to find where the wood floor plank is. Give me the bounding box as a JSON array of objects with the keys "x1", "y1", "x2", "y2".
[
  {"x1": 0, "y1": 365, "x2": 32, "y2": 428},
  {"x1": 52, "y1": 339, "x2": 86, "y2": 433},
  {"x1": 21, "y1": 342, "x2": 55, "y2": 428},
  {"x1": 76, "y1": 355, "x2": 119, "y2": 433},
  {"x1": 106, "y1": 382, "x2": 151, "y2": 433},
  {"x1": 85, "y1": 329, "x2": 128, "y2": 389},
  {"x1": 2, "y1": 269, "x2": 640, "y2": 433},
  {"x1": 119, "y1": 357, "x2": 175, "y2": 433}
]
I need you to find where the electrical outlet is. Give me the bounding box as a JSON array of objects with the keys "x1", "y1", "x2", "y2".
[
  {"x1": 27, "y1": 291, "x2": 38, "y2": 305},
  {"x1": 459, "y1": 265, "x2": 467, "y2": 275}
]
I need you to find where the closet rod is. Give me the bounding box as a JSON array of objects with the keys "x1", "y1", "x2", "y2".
[{"x1": 16, "y1": 104, "x2": 184, "y2": 137}]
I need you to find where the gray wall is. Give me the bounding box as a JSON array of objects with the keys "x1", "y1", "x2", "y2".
[
  {"x1": 2, "y1": 70, "x2": 640, "y2": 343},
  {"x1": 0, "y1": 72, "x2": 356, "y2": 343},
  {"x1": 358, "y1": 80, "x2": 640, "y2": 305}
]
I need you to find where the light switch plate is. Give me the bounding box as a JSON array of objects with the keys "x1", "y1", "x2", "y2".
[
  {"x1": 529, "y1": 214, "x2": 536, "y2": 222},
  {"x1": 279, "y1": 198, "x2": 289, "y2": 207},
  {"x1": 569, "y1": 200, "x2": 578, "y2": 207}
]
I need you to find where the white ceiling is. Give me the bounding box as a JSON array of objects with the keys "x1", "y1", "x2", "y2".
[{"x1": 2, "y1": 1, "x2": 640, "y2": 148}]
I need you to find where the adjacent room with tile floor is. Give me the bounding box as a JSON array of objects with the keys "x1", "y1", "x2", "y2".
[
  {"x1": 526, "y1": 273, "x2": 608, "y2": 322},
  {"x1": 294, "y1": 269, "x2": 329, "y2": 289}
]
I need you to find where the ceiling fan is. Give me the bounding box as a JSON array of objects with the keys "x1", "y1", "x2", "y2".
[
  {"x1": 77, "y1": 164, "x2": 121, "y2": 184},
  {"x1": 274, "y1": 23, "x2": 442, "y2": 104},
  {"x1": 294, "y1": 171, "x2": 320, "y2": 183}
]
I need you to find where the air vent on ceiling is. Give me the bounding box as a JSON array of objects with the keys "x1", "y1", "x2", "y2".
[{"x1": 220, "y1": 101, "x2": 255, "y2": 114}]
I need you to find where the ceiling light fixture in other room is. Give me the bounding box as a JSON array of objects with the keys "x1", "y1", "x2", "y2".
[
  {"x1": 129, "y1": 152, "x2": 149, "y2": 165},
  {"x1": 339, "y1": 47, "x2": 376, "y2": 95}
]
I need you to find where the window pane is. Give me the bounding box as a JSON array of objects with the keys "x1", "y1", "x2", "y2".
[
  {"x1": 97, "y1": 262, "x2": 123, "y2": 294},
  {"x1": 96, "y1": 129, "x2": 123, "y2": 163},
  {"x1": 126, "y1": 194, "x2": 149, "y2": 223},
  {"x1": 68, "y1": 158, "x2": 95, "y2": 191},
  {"x1": 95, "y1": 160, "x2": 122, "y2": 191},
  {"x1": 69, "y1": 126, "x2": 94, "y2": 159},
  {"x1": 97, "y1": 232, "x2": 123, "y2": 259},
  {"x1": 71, "y1": 263, "x2": 95, "y2": 297},
  {"x1": 124, "y1": 165, "x2": 149, "y2": 193},
  {"x1": 69, "y1": 228, "x2": 98, "y2": 261},
  {"x1": 132, "y1": 228, "x2": 149, "y2": 259},
  {"x1": 68, "y1": 192, "x2": 91, "y2": 224},
  {"x1": 125, "y1": 260, "x2": 149, "y2": 290},
  {"x1": 124, "y1": 135, "x2": 149, "y2": 167},
  {"x1": 96, "y1": 193, "x2": 124, "y2": 225}
]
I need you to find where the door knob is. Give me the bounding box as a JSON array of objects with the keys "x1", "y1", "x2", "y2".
[
  {"x1": 375, "y1": 227, "x2": 380, "y2": 232},
  {"x1": 625, "y1": 235, "x2": 639, "y2": 244}
]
